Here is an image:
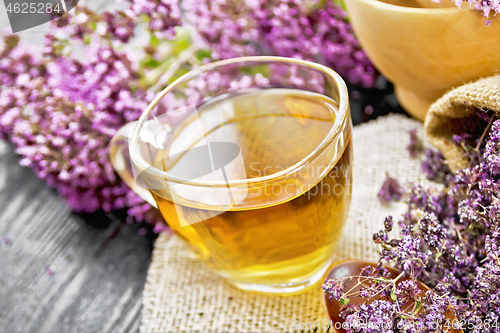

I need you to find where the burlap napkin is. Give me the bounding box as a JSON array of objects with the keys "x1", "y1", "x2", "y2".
[
  {"x1": 140, "y1": 114, "x2": 435, "y2": 333},
  {"x1": 424, "y1": 75, "x2": 500, "y2": 173}
]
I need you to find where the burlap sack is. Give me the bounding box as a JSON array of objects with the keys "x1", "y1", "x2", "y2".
[{"x1": 424, "y1": 75, "x2": 500, "y2": 173}]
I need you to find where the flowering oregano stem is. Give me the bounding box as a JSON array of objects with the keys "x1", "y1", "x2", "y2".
[
  {"x1": 474, "y1": 113, "x2": 496, "y2": 152},
  {"x1": 150, "y1": 43, "x2": 199, "y2": 91}
]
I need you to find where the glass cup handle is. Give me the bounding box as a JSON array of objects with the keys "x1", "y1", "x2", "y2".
[{"x1": 109, "y1": 122, "x2": 158, "y2": 209}]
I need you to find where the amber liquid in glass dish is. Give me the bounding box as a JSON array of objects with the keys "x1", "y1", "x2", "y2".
[{"x1": 150, "y1": 88, "x2": 352, "y2": 292}]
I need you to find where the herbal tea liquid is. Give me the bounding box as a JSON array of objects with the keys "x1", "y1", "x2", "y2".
[{"x1": 151, "y1": 88, "x2": 352, "y2": 291}]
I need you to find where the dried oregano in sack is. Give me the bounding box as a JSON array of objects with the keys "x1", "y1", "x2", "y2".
[
  {"x1": 323, "y1": 78, "x2": 500, "y2": 332},
  {"x1": 425, "y1": 74, "x2": 500, "y2": 172}
]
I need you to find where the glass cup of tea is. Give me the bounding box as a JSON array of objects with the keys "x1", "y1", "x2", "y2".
[{"x1": 110, "y1": 56, "x2": 353, "y2": 295}]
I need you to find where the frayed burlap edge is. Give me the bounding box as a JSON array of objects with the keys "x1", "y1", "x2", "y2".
[{"x1": 424, "y1": 75, "x2": 500, "y2": 173}]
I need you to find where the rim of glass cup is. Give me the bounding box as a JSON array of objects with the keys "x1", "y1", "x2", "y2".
[{"x1": 130, "y1": 56, "x2": 349, "y2": 188}]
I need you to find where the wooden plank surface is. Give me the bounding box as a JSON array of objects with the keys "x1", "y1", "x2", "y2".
[
  {"x1": 0, "y1": 3, "x2": 153, "y2": 332},
  {"x1": 0, "y1": 140, "x2": 151, "y2": 333}
]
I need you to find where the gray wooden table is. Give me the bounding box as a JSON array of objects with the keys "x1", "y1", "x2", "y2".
[
  {"x1": 0, "y1": 4, "x2": 152, "y2": 332},
  {"x1": 0, "y1": 142, "x2": 151, "y2": 333}
]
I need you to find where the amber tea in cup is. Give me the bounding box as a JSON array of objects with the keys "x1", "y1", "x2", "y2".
[{"x1": 110, "y1": 57, "x2": 353, "y2": 294}]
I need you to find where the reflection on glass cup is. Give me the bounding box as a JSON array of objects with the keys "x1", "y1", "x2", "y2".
[{"x1": 110, "y1": 56, "x2": 353, "y2": 294}]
